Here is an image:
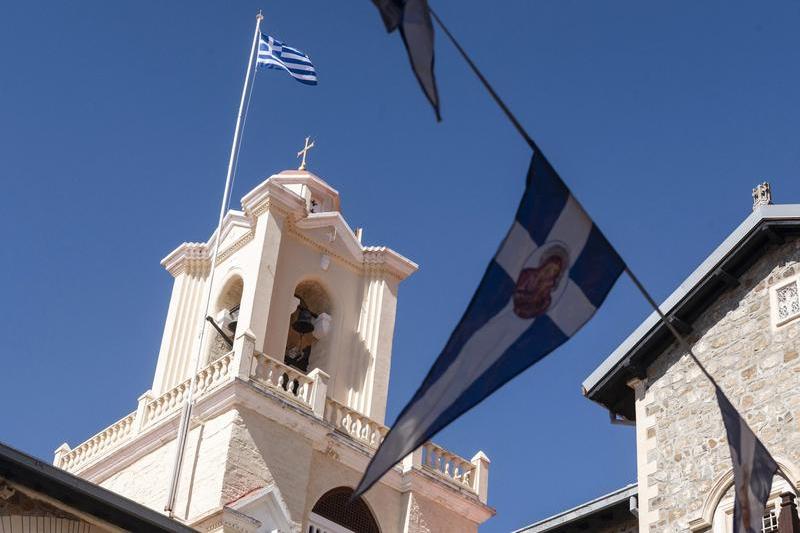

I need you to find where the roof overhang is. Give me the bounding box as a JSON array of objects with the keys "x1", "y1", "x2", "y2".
[
  {"x1": 0, "y1": 442, "x2": 195, "y2": 532},
  {"x1": 513, "y1": 484, "x2": 637, "y2": 532},
  {"x1": 583, "y1": 204, "x2": 800, "y2": 420}
]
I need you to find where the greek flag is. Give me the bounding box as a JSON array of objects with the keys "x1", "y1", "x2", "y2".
[
  {"x1": 716, "y1": 388, "x2": 778, "y2": 533},
  {"x1": 355, "y1": 152, "x2": 624, "y2": 496},
  {"x1": 257, "y1": 33, "x2": 317, "y2": 86}
]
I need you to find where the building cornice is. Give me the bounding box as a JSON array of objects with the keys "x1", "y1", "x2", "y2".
[
  {"x1": 73, "y1": 377, "x2": 489, "y2": 525},
  {"x1": 583, "y1": 204, "x2": 800, "y2": 420}
]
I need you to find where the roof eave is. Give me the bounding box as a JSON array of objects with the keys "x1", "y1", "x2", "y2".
[{"x1": 583, "y1": 205, "x2": 800, "y2": 418}]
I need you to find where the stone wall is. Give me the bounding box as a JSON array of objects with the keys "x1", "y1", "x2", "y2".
[
  {"x1": 637, "y1": 237, "x2": 800, "y2": 531},
  {"x1": 99, "y1": 409, "x2": 235, "y2": 522}
]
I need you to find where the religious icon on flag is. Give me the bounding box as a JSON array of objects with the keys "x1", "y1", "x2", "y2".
[{"x1": 354, "y1": 150, "x2": 625, "y2": 497}]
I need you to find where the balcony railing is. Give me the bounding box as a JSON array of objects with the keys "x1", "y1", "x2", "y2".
[
  {"x1": 250, "y1": 352, "x2": 315, "y2": 408},
  {"x1": 53, "y1": 347, "x2": 488, "y2": 502},
  {"x1": 324, "y1": 398, "x2": 388, "y2": 448},
  {"x1": 55, "y1": 351, "x2": 234, "y2": 472}
]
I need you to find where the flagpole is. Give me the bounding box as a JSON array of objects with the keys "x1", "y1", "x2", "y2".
[{"x1": 164, "y1": 11, "x2": 263, "y2": 517}]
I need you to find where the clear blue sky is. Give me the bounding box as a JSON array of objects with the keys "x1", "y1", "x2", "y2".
[{"x1": 2, "y1": 1, "x2": 800, "y2": 531}]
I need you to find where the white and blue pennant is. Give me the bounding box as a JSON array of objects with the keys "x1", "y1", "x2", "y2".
[
  {"x1": 257, "y1": 33, "x2": 317, "y2": 86},
  {"x1": 356, "y1": 152, "x2": 624, "y2": 495},
  {"x1": 716, "y1": 388, "x2": 778, "y2": 533}
]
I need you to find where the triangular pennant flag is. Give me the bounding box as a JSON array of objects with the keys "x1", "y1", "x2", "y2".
[
  {"x1": 372, "y1": 0, "x2": 441, "y2": 120},
  {"x1": 716, "y1": 387, "x2": 778, "y2": 533},
  {"x1": 354, "y1": 151, "x2": 624, "y2": 497}
]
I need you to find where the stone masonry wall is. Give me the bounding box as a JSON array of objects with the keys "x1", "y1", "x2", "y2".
[
  {"x1": 639, "y1": 237, "x2": 800, "y2": 531},
  {"x1": 99, "y1": 409, "x2": 235, "y2": 522}
]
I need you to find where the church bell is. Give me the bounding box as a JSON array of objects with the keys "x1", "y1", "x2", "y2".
[
  {"x1": 292, "y1": 306, "x2": 316, "y2": 334},
  {"x1": 227, "y1": 305, "x2": 240, "y2": 335}
]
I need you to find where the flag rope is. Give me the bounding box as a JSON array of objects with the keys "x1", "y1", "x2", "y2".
[
  {"x1": 428, "y1": 8, "x2": 537, "y2": 154},
  {"x1": 429, "y1": 2, "x2": 788, "y2": 489},
  {"x1": 432, "y1": 3, "x2": 725, "y2": 395}
]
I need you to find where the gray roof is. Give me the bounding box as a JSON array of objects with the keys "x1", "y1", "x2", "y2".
[
  {"x1": 583, "y1": 204, "x2": 800, "y2": 419},
  {"x1": 513, "y1": 484, "x2": 637, "y2": 533},
  {"x1": 0, "y1": 441, "x2": 196, "y2": 532}
]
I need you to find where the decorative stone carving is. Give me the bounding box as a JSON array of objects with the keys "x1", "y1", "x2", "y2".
[{"x1": 753, "y1": 181, "x2": 773, "y2": 210}]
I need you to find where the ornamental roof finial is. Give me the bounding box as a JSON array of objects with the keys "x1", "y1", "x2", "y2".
[{"x1": 752, "y1": 182, "x2": 772, "y2": 211}]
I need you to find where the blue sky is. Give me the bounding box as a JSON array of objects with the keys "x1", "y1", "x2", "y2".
[{"x1": 2, "y1": 1, "x2": 800, "y2": 531}]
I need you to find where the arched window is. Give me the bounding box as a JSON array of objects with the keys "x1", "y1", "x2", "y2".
[
  {"x1": 206, "y1": 275, "x2": 243, "y2": 363},
  {"x1": 308, "y1": 487, "x2": 379, "y2": 533},
  {"x1": 284, "y1": 280, "x2": 333, "y2": 374},
  {"x1": 712, "y1": 475, "x2": 796, "y2": 533}
]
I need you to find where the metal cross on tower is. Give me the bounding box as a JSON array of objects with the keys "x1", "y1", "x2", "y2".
[{"x1": 297, "y1": 136, "x2": 315, "y2": 170}]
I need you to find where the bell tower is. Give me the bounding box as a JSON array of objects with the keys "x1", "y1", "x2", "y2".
[
  {"x1": 152, "y1": 168, "x2": 414, "y2": 423},
  {"x1": 54, "y1": 166, "x2": 493, "y2": 533}
]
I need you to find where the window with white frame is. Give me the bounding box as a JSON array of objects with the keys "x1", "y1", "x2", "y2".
[
  {"x1": 777, "y1": 280, "x2": 800, "y2": 321},
  {"x1": 761, "y1": 508, "x2": 779, "y2": 533},
  {"x1": 771, "y1": 275, "x2": 800, "y2": 328}
]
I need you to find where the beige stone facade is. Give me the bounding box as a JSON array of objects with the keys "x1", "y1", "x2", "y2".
[
  {"x1": 582, "y1": 200, "x2": 800, "y2": 533},
  {"x1": 54, "y1": 169, "x2": 494, "y2": 532},
  {"x1": 634, "y1": 237, "x2": 800, "y2": 531}
]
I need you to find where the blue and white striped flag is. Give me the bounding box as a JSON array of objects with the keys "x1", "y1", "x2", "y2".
[
  {"x1": 355, "y1": 152, "x2": 625, "y2": 496},
  {"x1": 257, "y1": 33, "x2": 317, "y2": 86}
]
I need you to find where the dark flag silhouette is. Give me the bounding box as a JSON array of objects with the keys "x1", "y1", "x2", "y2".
[
  {"x1": 716, "y1": 387, "x2": 778, "y2": 533},
  {"x1": 372, "y1": 0, "x2": 440, "y2": 120}
]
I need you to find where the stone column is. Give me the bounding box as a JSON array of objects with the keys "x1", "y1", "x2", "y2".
[
  {"x1": 307, "y1": 368, "x2": 330, "y2": 418},
  {"x1": 231, "y1": 328, "x2": 256, "y2": 380},
  {"x1": 53, "y1": 443, "x2": 71, "y2": 467},
  {"x1": 779, "y1": 492, "x2": 800, "y2": 533},
  {"x1": 235, "y1": 208, "x2": 285, "y2": 354},
  {"x1": 354, "y1": 271, "x2": 399, "y2": 424},
  {"x1": 401, "y1": 448, "x2": 423, "y2": 473},
  {"x1": 132, "y1": 390, "x2": 153, "y2": 434},
  {"x1": 470, "y1": 451, "x2": 490, "y2": 504}
]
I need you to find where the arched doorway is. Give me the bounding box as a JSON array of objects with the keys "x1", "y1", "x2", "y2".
[{"x1": 308, "y1": 487, "x2": 379, "y2": 533}]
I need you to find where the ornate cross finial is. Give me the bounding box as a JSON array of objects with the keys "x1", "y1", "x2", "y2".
[
  {"x1": 297, "y1": 136, "x2": 315, "y2": 171},
  {"x1": 752, "y1": 182, "x2": 772, "y2": 211}
]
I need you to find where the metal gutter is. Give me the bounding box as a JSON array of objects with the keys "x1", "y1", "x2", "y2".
[
  {"x1": 512, "y1": 484, "x2": 638, "y2": 533},
  {"x1": 582, "y1": 204, "x2": 800, "y2": 404}
]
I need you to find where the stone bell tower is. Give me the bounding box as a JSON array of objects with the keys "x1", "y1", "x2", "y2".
[{"x1": 54, "y1": 165, "x2": 494, "y2": 532}]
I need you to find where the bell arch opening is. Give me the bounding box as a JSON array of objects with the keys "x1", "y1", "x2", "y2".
[
  {"x1": 284, "y1": 279, "x2": 333, "y2": 374},
  {"x1": 309, "y1": 487, "x2": 379, "y2": 533},
  {"x1": 205, "y1": 274, "x2": 243, "y2": 364}
]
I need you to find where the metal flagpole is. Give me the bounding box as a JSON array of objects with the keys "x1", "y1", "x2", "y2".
[{"x1": 164, "y1": 11, "x2": 264, "y2": 517}]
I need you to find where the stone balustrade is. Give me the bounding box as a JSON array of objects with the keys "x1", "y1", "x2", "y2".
[
  {"x1": 55, "y1": 351, "x2": 234, "y2": 473},
  {"x1": 56, "y1": 413, "x2": 136, "y2": 471},
  {"x1": 420, "y1": 442, "x2": 476, "y2": 491},
  {"x1": 54, "y1": 347, "x2": 489, "y2": 504},
  {"x1": 143, "y1": 351, "x2": 233, "y2": 427},
  {"x1": 249, "y1": 352, "x2": 315, "y2": 408},
  {"x1": 323, "y1": 398, "x2": 388, "y2": 448}
]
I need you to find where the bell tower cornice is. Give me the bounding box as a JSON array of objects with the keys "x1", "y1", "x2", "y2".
[{"x1": 162, "y1": 169, "x2": 417, "y2": 281}]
